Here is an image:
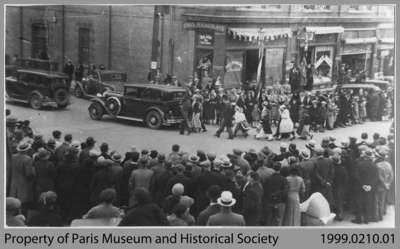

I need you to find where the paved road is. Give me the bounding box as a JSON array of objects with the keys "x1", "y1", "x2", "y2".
[
  {"x1": 6, "y1": 96, "x2": 394, "y2": 227},
  {"x1": 7, "y1": 96, "x2": 392, "y2": 156}
]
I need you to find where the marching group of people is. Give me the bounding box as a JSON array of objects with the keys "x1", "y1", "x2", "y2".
[
  {"x1": 6, "y1": 107, "x2": 395, "y2": 227},
  {"x1": 178, "y1": 80, "x2": 392, "y2": 141}
]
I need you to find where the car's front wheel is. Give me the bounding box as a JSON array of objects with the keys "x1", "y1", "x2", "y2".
[
  {"x1": 145, "y1": 110, "x2": 162, "y2": 129},
  {"x1": 88, "y1": 102, "x2": 104, "y2": 120},
  {"x1": 29, "y1": 94, "x2": 42, "y2": 110}
]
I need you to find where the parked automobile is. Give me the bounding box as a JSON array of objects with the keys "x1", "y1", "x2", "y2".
[
  {"x1": 88, "y1": 84, "x2": 186, "y2": 129},
  {"x1": 335, "y1": 83, "x2": 381, "y2": 95},
  {"x1": 6, "y1": 69, "x2": 70, "y2": 109},
  {"x1": 73, "y1": 70, "x2": 127, "y2": 98}
]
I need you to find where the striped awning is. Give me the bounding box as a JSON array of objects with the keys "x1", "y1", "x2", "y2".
[
  {"x1": 228, "y1": 28, "x2": 292, "y2": 41},
  {"x1": 344, "y1": 37, "x2": 378, "y2": 44},
  {"x1": 306, "y1": 26, "x2": 344, "y2": 35}
]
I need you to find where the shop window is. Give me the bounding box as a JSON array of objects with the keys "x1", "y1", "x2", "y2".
[
  {"x1": 314, "y1": 46, "x2": 334, "y2": 84},
  {"x1": 31, "y1": 23, "x2": 48, "y2": 59},
  {"x1": 78, "y1": 27, "x2": 90, "y2": 65}
]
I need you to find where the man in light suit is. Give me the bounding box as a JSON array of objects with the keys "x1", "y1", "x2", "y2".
[{"x1": 206, "y1": 191, "x2": 245, "y2": 226}]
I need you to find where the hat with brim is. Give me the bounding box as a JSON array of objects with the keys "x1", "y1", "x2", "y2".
[
  {"x1": 217, "y1": 191, "x2": 236, "y2": 207},
  {"x1": 17, "y1": 143, "x2": 31, "y2": 152},
  {"x1": 305, "y1": 140, "x2": 316, "y2": 150},
  {"x1": 219, "y1": 156, "x2": 232, "y2": 168},
  {"x1": 233, "y1": 148, "x2": 242, "y2": 156},
  {"x1": 188, "y1": 155, "x2": 199, "y2": 163},
  {"x1": 300, "y1": 150, "x2": 310, "y2": 160},
  {"x1": 111, "y1": 153, "x2": 122, "y2": 162}
]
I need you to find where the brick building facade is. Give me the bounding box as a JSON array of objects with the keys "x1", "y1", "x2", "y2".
[{"x1": 5, "y1": 5, "x2": 395, "y2": 88}]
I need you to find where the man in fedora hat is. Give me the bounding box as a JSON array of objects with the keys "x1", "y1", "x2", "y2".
[
  {"x1": 9, "y1": 143, "x2": 35, "y2": 217},
  {"x1": 374, "y1": 146, "x2": 393, "y2": 221},
  {"x1": 352, "y1": 149, "x2": 379, "y2": 224},
  {"x1": 206, "y1": 191, "x2": 245, "y2": 226}
]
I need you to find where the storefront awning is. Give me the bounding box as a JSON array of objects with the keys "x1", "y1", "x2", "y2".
[
  {"x1": 344, "y1": 37, "x2": 378, "y2": 44},
  {"x1": 305, "y1": 26, "x2": 344, "y2": 35},
  {"x1": 228, "y1": 28, "x2": 292, "y2": 41}
]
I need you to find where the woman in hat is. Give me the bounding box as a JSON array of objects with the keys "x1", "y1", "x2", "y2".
[
  {"x1": 326, "y1": 96, "x2": 337, "y2": 130},
  {"x1": 277, "y1": 105, "x2": 295, "y2": 140},
  {"x1": 309, "y1": 99, "x2": 319, "y2": 132},
  {"x1": 351, "y1": 95, "x2": 360, "y2": 124},
  {"x1": 33, "y1": 148, "x2": 57, "y2": 201}
]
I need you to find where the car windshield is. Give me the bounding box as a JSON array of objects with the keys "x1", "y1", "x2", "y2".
[
  {"x1": 50, "y1": 78, "x2": 67, "y2": 85},
  {"x1": 163, "y1": 91, "x2": 186, "y2": 101}
]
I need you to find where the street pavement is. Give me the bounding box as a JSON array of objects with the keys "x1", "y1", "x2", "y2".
[{"x1": 6, "y1": 96, "x2": 395, "y2": 227}]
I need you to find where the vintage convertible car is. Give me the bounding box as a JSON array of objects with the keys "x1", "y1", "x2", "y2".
[
  {"x1": 88, "y1": 83, "x2": 186, "y2": 129},
  {"x1": 74, "y1": 70, "x2": 127, "y2": 98}
]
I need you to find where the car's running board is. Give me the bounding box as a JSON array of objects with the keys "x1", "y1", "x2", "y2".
[{"x1": 116, "y1": 116, "x2": 143, "y2": 122}]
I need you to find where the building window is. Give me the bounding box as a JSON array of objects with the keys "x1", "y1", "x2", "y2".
[
  {"x1": 31, "y1": 23, "x2": 48, "y2": 59},
  {"x1": 78, "y1": 28, "x2": 90, "y2": 65},
  {"x1": 302, "y1": 5, "x2": 331, "y2": 11}
]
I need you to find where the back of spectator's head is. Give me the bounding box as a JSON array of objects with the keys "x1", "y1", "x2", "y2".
[
  {"x1": 64, "y1": 134, "x2": 72, "y2": 143},
  {"x1": 52, "y1": 130, "x2": 62, "y2": 140},
  {"x1": 378, "y1": 137, "x2": 387, "y2": 145},
  {"x1": 373, "y1": 132, "x2": 380, "y2": 140},
  {"x1": 6, "y1": 109, "x2": 11, "y2": 116},
  {"x1": 134, "y1": 188, "x2": 151, "y2": 204},
  {"x1": 80, "y1": 142, "x2": 87, "y2": 150},
  {"x1": 172, "y1": 144, "x2": 180, "y2": 152},
  {"x1": 361, "y1": 132, "x2": 368, "y2": 140},
  {"x1": 289, "y1": 166, "x2": 300, "y2": 176},
  {"x1": 141, "y1": 149, "x2": 149, "y2": 156},
  {"x1": 6, "y1": 197, "x2": 21, "y2": 215},
  {"x1": 207, "y1": 185, "x2": 221, "y2": 202},
  {"x1": 150, "y1": 150, "x2": 158, "y2": 159},
  {"x1": 172, "y1": 183, "x2": 184, "y2": 196},
  {"x1": 172, "y1": 203, "x2": 187, "y2": 218},
  {"x1": 99, "y1": 188, "x2": 117, "y2": 204},
  {"x1": 86, "y1": 136, "x2": 96, "y2": 147},
  {"x1": 158, "y1": 153, "x2": 166, "y2": 163},
  {"x1": 100, "y1": 142, "x2": 109, "y2": 153}
]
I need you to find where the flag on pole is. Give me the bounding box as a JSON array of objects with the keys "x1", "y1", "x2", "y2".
[{"x1": 255, "y1": 45, "x2": 264, "y2": 100}]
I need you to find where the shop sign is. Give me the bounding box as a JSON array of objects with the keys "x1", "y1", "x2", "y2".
[
  {"x1": 341, "y1": 44, "x2": 372, "y2": 55},
  {"x1": 150, "y1": 61, "x2": 157, "y2": 69},
  {"x1": 183, "y1": 22, "x2": 226, "y2": 33},
  {"x1": 198, "y1": 33, "x2": 213, "y2": 46}
]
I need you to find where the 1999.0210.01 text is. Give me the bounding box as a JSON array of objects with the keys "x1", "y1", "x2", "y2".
[{"x1": 321, "y1": 233, "x2": 394, "y2": 244}]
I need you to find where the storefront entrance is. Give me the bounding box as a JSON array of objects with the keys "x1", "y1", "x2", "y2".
[{"x1": 341, "y1": 53, "x2": 368, "y2": 76}]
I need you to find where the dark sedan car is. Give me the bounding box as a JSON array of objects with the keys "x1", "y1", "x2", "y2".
[{"x1": 88, "y1": 84, "x2": 186, "y2": 129}]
